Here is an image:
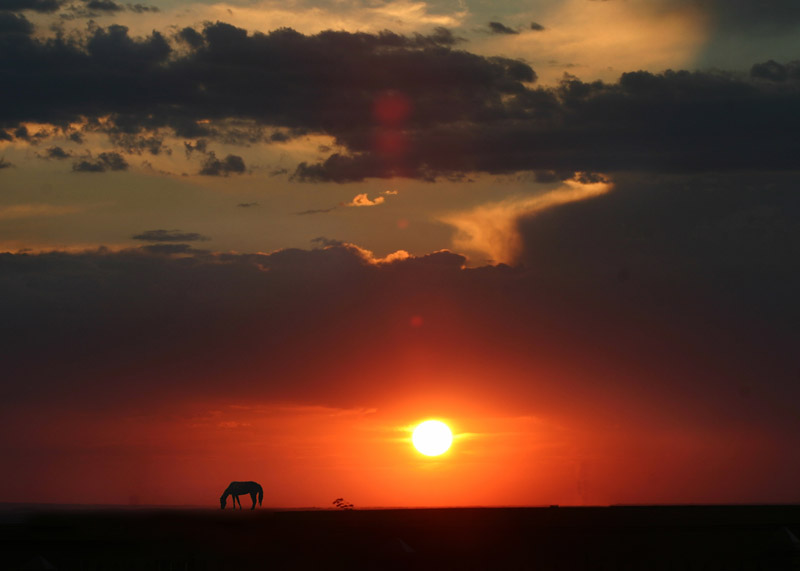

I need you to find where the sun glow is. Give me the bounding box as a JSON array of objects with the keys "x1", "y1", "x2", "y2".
[{"x1": 412, "y1": 420, "x2": 453, "y2": 456}]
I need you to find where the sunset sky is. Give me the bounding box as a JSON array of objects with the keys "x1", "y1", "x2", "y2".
[{"x1": 1, "y1": 0, "x2": 799, "y2": 508}]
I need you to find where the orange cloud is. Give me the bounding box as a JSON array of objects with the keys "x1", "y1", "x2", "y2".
[
  {"x1": 440, "y1": 174, "x2": 613, "y2": 264},
  {"x1": 345, "y1": 190, "x2": 398, "y2": 208},
  {"x1": 347, "y1": 193, "x2": 386, "y2": 207}
]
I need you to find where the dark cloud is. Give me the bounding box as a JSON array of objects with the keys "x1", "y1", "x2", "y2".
[
  {"x1": 72, "y1": 151, "x2": 128, "y2": 172},
  {"x1": 423, "y1": 26, "x2": 462, "y2": 46},
  {"x1": 184, "y1": 139, "x2": 207, "y2": 157},
  {"x1": 291, "y1": 153, "x2": 415, "y2": 183},
  {"x1": 0, "y1": 23, "x2": 531, "y2": 145},
  {"x1": 518, "y1": 172, "x2": 800, "y2": 298},
  {"x1": 269, "y1": 131, "x2": 291, "y2": 143},
  {"x1": 84, "y1": 0, "x2": 123, "y2": 11},
  {"x1": 72, "y1": 159, "x2": 104, "y2": 172},
  {"x1": 132, "y1": 229, "x2": 210, "y2": 242},
  {"x1": 295, "y1": 67, "x2": 800, "y2": 181},
  {"x1": 0, "y1": 11, "x2": 33, "y2": 35},
  {"x1": 199, "y1": 152, "x2": 245, "y2": 176},
  {"x1": 1, "y1": 22, "x2": 798, "y2": 180},
  {"x1": 126, "y1": 3, "x2": 158, "y2": 12},
  {"x1": 530, "y1": 22, "x2": 545, "y2": 31},
  {"x1": 404, "y1": 249, "x2": 466, "y2": 268},
  {"x1": 12, "y1": 123, "x2": 50, "y2": 143},
  {"x1": 177, "y1": 25, "x2": 203, "y2": 48},
  {"x1": 110, "y1": 132, "x2": 168, "y2": 155},
  {"x1": 98, "y1": 151, "x2": 127, "y2": 170},
  {"x1": 43, "y1": 145, "x2": 71, "y2": 159},
  {"x1": 237, "y1": 202, "x2": 258, "y2": 208},
  {"x1": 0, "y1": 0, "x2": 62, "y2": 12},
  {"x1": 488, "y1": 21, "x2": 518, "y2": 35},
  {"x1": 751, "y1": 59, "x2": 800, "y2": 82},
  {"x1": 0, "y1": 157, "x2": 12, "y2": 168},
  {"x1": 0, "y1": 22, "x2": 171, "y2": 128}
]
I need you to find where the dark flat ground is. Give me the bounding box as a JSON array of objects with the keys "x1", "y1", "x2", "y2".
[{"x1": 3, "y1": 505, "x2": 800, "y2": 570}]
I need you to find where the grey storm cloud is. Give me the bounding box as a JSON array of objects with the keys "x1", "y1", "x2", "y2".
[
  {"x1": 132, "y1": 229, "x2": 211, "y2": 242},
  {"x1": 1, "y1": 19, "x2": 799, "y2": 181}
]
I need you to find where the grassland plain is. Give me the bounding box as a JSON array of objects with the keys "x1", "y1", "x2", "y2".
[{"x1": 3, "y1": 505, "x2": 800, "y2": 570}]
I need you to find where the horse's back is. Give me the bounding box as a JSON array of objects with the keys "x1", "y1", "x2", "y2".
[{"x1": 227, "y1": 481, "x2": 261, "y2": 492}]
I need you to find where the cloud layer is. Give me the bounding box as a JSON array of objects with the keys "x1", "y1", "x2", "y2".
[{"x1": 3, "y1": 18, "x2": 797, "y2": 181}]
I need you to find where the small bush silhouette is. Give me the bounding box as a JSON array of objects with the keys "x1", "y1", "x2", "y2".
[{"x1": 333, "y1": 498, "x2": 354, "y2": 510}]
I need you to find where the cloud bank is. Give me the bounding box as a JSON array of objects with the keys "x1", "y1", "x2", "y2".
[{"x1": 2, "y1": 19, "x2": 797, "y2": 181}]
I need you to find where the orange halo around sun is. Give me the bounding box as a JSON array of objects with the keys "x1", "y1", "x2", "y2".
[{"x1": 412, "y1": 420, "x2": 453, "y2": 456}]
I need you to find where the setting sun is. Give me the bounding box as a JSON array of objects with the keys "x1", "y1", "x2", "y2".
[{"x1": 412, "y1": 420, "x2": 453, "y2": 456}]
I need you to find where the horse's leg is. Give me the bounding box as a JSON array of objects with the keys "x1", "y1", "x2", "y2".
[
  {"x1": 236, "y1": 495, "x2": 242, "y2": 509},
  {"x1": 250, "y1": 492, "x2": 256, "y2": 510}
]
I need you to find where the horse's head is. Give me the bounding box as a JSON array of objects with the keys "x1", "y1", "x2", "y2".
[{"x1": 220, "y1": 496, "x2": 226, "y2": 509}]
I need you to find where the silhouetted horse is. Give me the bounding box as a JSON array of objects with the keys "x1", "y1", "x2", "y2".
[{"x1": 220, "y1": 481, "x2": 263, "y2": 510}]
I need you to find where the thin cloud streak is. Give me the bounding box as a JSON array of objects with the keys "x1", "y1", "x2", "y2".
[
  {"x1": 296, "y1": 190, "x2": 398, "y2": 215},
  {"x1": 0, "y1": 203, "x2": 86, "y2": 220}
]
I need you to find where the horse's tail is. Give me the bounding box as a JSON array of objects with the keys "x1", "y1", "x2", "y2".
[{"x1": 257, "y1": 485, "x2": 263, "y2": 506}]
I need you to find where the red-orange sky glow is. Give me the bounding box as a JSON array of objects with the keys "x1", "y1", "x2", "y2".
[
  {"x1": 2, "y1": 0, "x2": 800, "y2": 510},
  {"x1": 4, "y1": 247, "x2": 797, "y2": 508}
]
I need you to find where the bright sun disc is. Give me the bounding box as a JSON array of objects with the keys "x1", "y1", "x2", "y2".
[{"x1": 412, "y1": 420, "x2": 453, "y2": 456}]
